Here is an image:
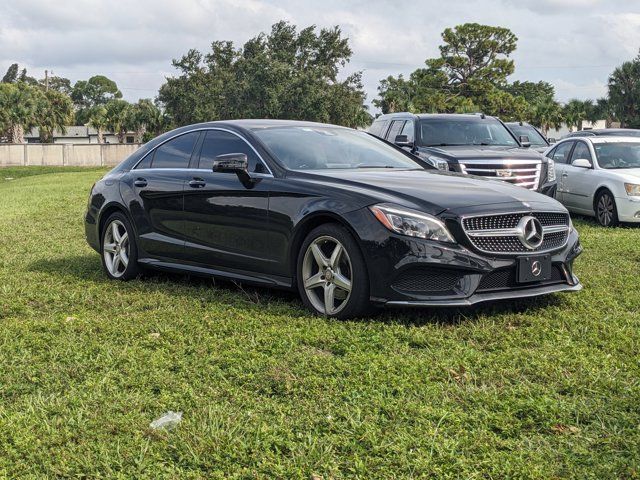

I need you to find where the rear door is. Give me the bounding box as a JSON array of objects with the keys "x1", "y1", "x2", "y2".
[
  {"x1": 125, "y1": 131, "x2": 200, "y2": 259},
  {"x1": 182, "y1": 129, "x2": 273, "y2": 274},
  {"x1": 563, "y1": 140, "x2": 596, "y2": 212}
]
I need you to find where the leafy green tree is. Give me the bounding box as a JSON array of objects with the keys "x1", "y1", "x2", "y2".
[
  {"x1": 104, "y1": 99, "x2": 131, "y2": 143},
  {"x1": 40, "y1": 75, "x2": 73, "y2": 96},
  {"x1": 608, "y1": 53, "x2": 640, "y2": 128},
  {"x1": 126, "y1": 99, "x2": 163, "y2": 142},
  {"x1": 2, "y1": 64, "x2": 19, "y2": 83},
  {"x1": 158, "y1": 21, "x2": 369, "y2": 128},
  {"x1": 504, "y1": 81, "x2": 555, "y2": 105},
  {"x1": 0, "y1": 82, "x2": 39, "y2": 143},
  {"x1": 72, "y1": 75, "x2": 123, "y2": 124},
  {"x1": 563, "y1": 99, "x2": 589, "y2": 131},
  {"x1": 595, "y1": 97, "x2": 617, "y2": 128},
  {"x1": 375, "y1": 23, "x2": 525, "y2": 118},
  {"x1": 35, "y1": 89, "x2": 74, "y2": 142}
]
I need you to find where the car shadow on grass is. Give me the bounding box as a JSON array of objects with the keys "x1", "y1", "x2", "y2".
[{"x1": 30, "y1": 253, "x2": 569, "y2": 326}]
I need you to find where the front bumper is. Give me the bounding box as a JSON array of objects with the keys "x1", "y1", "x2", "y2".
[
  {"x1": 615, "y1": 195, "x2": 640, "y2": 223},
  {"x1": 344, "y1": 209, "x2": 582, "y2": 307}
]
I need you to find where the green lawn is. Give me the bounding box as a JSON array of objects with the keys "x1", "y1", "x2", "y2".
[{"x1": 0, "y1": 167, "x2": 639, "y2": 478}]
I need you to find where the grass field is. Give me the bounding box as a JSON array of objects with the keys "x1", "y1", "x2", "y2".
[{"x1": 0, "y1": 167, "x2": 639, "y2": 478}]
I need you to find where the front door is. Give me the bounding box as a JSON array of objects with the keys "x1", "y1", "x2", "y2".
[
  {"x1": 563, "y1": 140, "x2": 596, "y2": 212},
  {"x1": 182, "y1": 129, "x2": 274, "y2": 274},
  {"x1": 124, "y1": 131, "x2": 201, "y2": 260},
  {"x1": 548, "y1": 140, "x2": 574, "y2": 204}
]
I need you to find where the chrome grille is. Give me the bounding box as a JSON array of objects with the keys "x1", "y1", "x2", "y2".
[
  {"x1": 459, "y1": 159, "x2": 542, "y2": 190},
  {"x1": 462, "y1": 211, "x2": 570, "y2": 255}
]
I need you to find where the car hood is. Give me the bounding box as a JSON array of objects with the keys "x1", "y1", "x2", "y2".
[
  {"x1": 290, "y1": 168, "x2": 563, "y2": 216},
  {"x1": 605, "y1": 167, "x2": 640, "y2": 181},
  {"x1": 421, "y1": 145, "x2": 544, "y2": 161}
]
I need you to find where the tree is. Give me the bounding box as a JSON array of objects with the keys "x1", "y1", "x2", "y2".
[
  {"x1": 104, "y1": 99, "x2": 131, "y2": 143},
  {"x1": 40, "y1": 75, "x2": 73, "y2": 96},
  {"x1": 36, "y1": 89, "x2": 74, "y2": 142},
  {"x1": 2, "y1": 64, "x2": 19, "y2": 83},
  {"x1": 563, "y1": 99, "x2": 589, "y2": 131},
  {"x1": 158, "y1": 21, "x2": 369, "y2": 128},
  {"x1": 0, "y1": 83, "x2": 39, "y2": 143},
  {"x1": 72, "y1": 75, "x2": 123, "y2": 124},
  {"x1": 595, "y1": 97, "x2": 616, "y2": 128},
  {"x1": 530, "y1": 99, "x2": 563, "y2": 136},
  {"x1": 504, "y1": 80, "x2": 555, "y2": 105},
  {"x1": 608, "y1": 53, "x2": 640, "y2": 128},
  {"x1": 86, "y1": 105, "x2": 108, "y2": 144},
  {"x1": 375, "y1": 23, "x2": 525, "y2": 118},
  {"x1": 126, "y1": 99, "x2": 164, "y2": 142}
]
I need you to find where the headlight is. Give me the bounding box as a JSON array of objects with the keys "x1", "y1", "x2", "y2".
[
  {"x1": 624, "y1": 183, "x2": 640, "y2": 196},
  {"x1": 547, "y1": 159, "x2": 556, "y2": 182},
  {"x1": 426, "y1": 156, "x2": 450, "y2": 171},
  {"x1": 369, "y1": 204, "x2": 455, "y2": 243}
]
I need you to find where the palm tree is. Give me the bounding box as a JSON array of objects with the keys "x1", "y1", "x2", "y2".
[
  {"x1": 126, "y1": 99, "x2": 162, "y2": 143},
  {"x1": 86, "y1": 105, "x2": 108, "y2": 144},
  {"x1": 531, "y1": 99, "x2": 563, "y2": 136},
  {"x1": 0, "y1": 83, "x2": 39, "y2": 143},
  {"x1": 37, "y1": 89, "x2": 74, "y2": 143},
  {"x1": 608, "y1": 56, "x2": 640, "y2": 127},
  {"x1": 563, "y1": 99, "x2": 589, "y2": 132}
]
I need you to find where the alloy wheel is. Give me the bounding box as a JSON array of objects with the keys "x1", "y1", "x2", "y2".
[
  {"x1": 597, "y1": 193, "x2": 615, "y2": 226},
  {"x1": 103, "y1": 219, "x2": 130, "y2": 278},
  {"x1": 302, "y1": 235, "x2": 353, "y2": 315}
]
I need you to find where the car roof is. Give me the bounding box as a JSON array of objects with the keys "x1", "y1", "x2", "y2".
[
  {"x1": 188, "y1": 119, "x2": 350, "y2": 130},
  {"x1": 375, "y1": 112, "x2": 499, "y2": 121},
  {"x1": 588, "y1": 136, "x2": 640, "y2": 144}
]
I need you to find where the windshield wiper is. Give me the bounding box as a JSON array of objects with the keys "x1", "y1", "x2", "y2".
[
  {"x1": 424, "y1": 143, "x2": 466, "y2": 147},
  {"x1": 356, "y1": 165, "x2": 397, "y2": 169}
]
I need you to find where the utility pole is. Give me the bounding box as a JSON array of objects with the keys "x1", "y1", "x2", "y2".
[{"x1": 45, "y1": 70, "x2": 49, "y2": 91}]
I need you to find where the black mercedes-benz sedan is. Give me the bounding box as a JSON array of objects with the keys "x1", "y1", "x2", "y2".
[{"x1": 85, "y1": 120, "x2": 582, "y2": 319}]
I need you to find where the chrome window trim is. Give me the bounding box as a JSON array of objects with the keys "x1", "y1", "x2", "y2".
[{"x1": 132, "y1": 127, "x2": 274, "y2": 176}]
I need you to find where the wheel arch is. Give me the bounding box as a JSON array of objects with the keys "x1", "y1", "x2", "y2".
[
  {"x1": 98, "y1": 202, "x2": 137, "y2": 242},
  {"x1": 593, "y1": 185, "x2": 614, "y2": 213},
  {"x1": 288, "y1": 211, "x2": 365, "y2": 279}
]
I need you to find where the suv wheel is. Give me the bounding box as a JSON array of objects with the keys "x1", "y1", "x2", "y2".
[{"x1": 297, "y1": 224, "x2": 370, "y2": 319}]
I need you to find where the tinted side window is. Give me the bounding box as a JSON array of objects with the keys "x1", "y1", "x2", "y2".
[
  {"x1": 386, "y1": 120, "x2": 405, "y2": 141},
  {"x1": 550, "y1": 141, "x2": 574, "y2": 164},
  {"x1": 198, "y1": 130, "x2": 263, "y2": 173},
  {"x1": 368, "y1": 120, "x2": 385, "y2": 137},
  {"x1": 151, "y1": 132, "x2": 199, "y2": 169},
  {"x1": 570, "y1": 141, "x2": 592, "y2": 163},
  {"x1": 400, "y1": 120, "x2": 415, "y2": 142}
]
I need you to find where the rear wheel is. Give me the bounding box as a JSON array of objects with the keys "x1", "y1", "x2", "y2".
[
  {"x1": 101, "y1": 212, "x2": 140, "y2": 280},
  {"x1": 297, "y1": 224, "x2": 370, "y2": 319},
  {"x1": 595, "y1": 190, "x2": 619, "y2": 227}
]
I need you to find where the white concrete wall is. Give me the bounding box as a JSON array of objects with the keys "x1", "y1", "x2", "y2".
[{"x1": 0, "y1": 143, "x2": 141, "y2": 167}]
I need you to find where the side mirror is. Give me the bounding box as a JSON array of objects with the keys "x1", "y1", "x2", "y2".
[
  {"x1": 519, "y1": 135, "x2": 531, "y2": 148},
  {"x1": 213, "y1": 153, "x2": 248, "y2": 173},
  {"x1": 571, "y1": 158, "x2": 592, "y2": 169},
  {"x1": 394, "y1": 134, "x2": 413, "y2": 148},
  {"x1": 547, "y1": 137, "x2": 556, "y2": 144}
]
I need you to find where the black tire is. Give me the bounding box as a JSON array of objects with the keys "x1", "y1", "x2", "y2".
[
  {"x1": 296, "y1": 223, "x2": 370, "y2": 319},
  {"x1": 595, "y1": 190, "x2": 619, "y2": 227},
  {"x1": 100, "y1": 212, "x2": 141, "y2": 280}
]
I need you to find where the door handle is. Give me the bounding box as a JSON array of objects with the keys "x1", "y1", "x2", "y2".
[
  {"x1": 134, "y1": 178, "x2": 147, "y2": 187},
  {"x1": 562, "y1": 173, "x2": 568, "y2": 177},
  {"x1": 189, "y1": 178, "x2": 206, "y2": 188}
]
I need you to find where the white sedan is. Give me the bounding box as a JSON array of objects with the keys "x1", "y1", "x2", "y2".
[{"x1": 544, "y1": 136, "x2": 640, "y2": 226}]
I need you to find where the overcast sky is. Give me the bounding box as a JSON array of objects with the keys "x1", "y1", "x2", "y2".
[{"x1": 1, "y1": 0, "x2": 639, "y2": 111}]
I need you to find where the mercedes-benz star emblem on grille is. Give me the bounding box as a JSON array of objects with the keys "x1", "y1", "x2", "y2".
[
  {"x1": 518, "y1": 216, "x2": 544, "y2": 250},
  {"x1": 496, "y1": 169, "x2": 514, "y2": 177},
  {"x1": 531, "y1": 260, "x2": 542, "y2": 277}
]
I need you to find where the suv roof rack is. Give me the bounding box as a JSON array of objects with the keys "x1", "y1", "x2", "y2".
[{"x1": 474, "y1": 112, "x2": 486, "y2": 119}]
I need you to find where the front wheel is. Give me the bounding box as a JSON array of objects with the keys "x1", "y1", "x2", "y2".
[
  {"x1": 595, "y1": 190, "x2": 619, "y2": 227},
  {"x1": 296, "y1": 224, "x2": 370, "y2": 319},
  {"x1": 101, "y1": 212, "x2": 140, "y2": 280}
]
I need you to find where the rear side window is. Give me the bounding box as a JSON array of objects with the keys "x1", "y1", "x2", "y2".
[
  {"x1": 549, "y1": 141, "x2": 574, "y2": 164},
  {"x1": 386, "y1": 120, "x2": 405, "y2": 141},
  {"x1": 198, "y1": 130, "x2": 263, "y2": 173},
  {"x1": 368, "y1": 119, "x2": 389, "y2": 138},
  {"x1": 151, "y1": 132, "x2": 199, "y2": 169}
]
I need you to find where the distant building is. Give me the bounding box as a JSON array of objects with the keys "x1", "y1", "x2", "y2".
[{"x1": 25, "y1": 126, "x2": 138, "y2": 144}]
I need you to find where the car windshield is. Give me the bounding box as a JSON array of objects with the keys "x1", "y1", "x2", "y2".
[
  {"x1": 594, "y1": 142, "x2": 640, "y2": 169},
  {"x1": 419, "y1": 117, "x2": 518, "y2": 147},
  {"x1": 507, "y1": 124, "x2": 548, "y2": 147},
  {"x1": 252, "y1": 126, "x2": 422, "y2": 170}
]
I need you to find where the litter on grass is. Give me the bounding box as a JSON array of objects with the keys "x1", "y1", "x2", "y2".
[{"x1": 150, "y1": 411, "x2": 182, "y2": 430}]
